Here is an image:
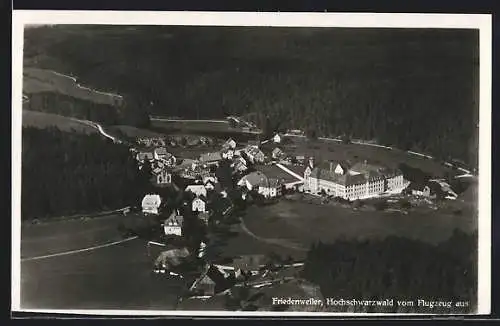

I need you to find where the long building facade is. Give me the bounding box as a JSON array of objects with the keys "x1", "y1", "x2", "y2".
[{"x1": 303, "y1": 159, "x2": 407, "y2": 200}]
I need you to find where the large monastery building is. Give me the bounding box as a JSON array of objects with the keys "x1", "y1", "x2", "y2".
[{"x1": 303, "y1": 158, "x2": 407, "y2": 200}]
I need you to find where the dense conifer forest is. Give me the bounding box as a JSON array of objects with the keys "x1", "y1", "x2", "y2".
[
  {"x1": 302, "y1": 229, "x2": 477, "y2": 313},
  {"x1": 21, "y1": 127, "x2": 142, "y2": 219},
  {"x1": 23, "y1": 26, "x2": 479, "y2": 167}
]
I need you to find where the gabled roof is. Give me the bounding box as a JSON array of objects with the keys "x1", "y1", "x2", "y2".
[
  {"x1": 186, "y1": 184, "x2": 208, "y2": 197},
  {"x1": 239, "y1": 171, "x2": 268, "y2": 187},
  {"x1": 310, "y1": 167, "x2": 367, "y2": 186},
  {"x1": 154, "y1": 147, "x2": 168, "y2": 155},
  {"x1": 199, "y1": 152, "x2": 223, "y2": 162},
  {"x1": 165, "y1": 211, "x2": 184, "y2": 227},
  {"x1": 193, "y1": 195, "x2": 207, "y2": 202}
]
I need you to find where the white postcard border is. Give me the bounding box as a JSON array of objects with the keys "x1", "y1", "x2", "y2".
[{"x1": 11, "y1": 10, "x2": 492, "y2": 316}]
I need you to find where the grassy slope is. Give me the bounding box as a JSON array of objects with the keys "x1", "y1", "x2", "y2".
[
  {"x1": 22, "y1": 110, "x2": 98, "y2": 134},
  {"x1": 243, "y1": 200, "x2": 476, "y2": 248},
  {"x1": 23, "y1": 67, "x2": 122, "y2": 106}
]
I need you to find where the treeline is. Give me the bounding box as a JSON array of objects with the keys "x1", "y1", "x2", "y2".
[
  {"x1": 22, "y1": 127, "x2": 142, "y2": 220},
  {"x1": 24, "y1": 92, "x2": 151, "y2": 128},
  {"x1": 24, "y1": 26, "x2": 479, "y2": 166},
  {"x1": 25, "y1": 92, "x2": 120, "y2": 125},
  {"x1": 302, "y1": 229, "x2": 477, "y2": 313}
]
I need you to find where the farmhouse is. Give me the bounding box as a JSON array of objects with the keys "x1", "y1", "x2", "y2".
[
  {"x1": 199, "y1": 152, "x2": 223, "y2": 166},
  {"x1": 222, "y1": 138, "x2": 237, "y2": 150},
  {"x1": 237, "y1": 171, "x2": 268, "y2": 191},
  {"x1": 231, "y1": 156, "x2": 248, "y2": 173},
  {"x1": 163, "y1": 210, "x2": 184, "y2": 236},
  {"x1": 258, "y1": 178, "x2": 283, "y2": 198},
  {"x1": 238, "y1": 171, "x2": 283, "y2": 198},
  {"x1": 221, "y1": 148, "x2": 235, "y2": 160},
  {"x1": 243, "y1": 146, "x2": 265, "y2": 163},
  {"x1": 141, "y1": 194, "x2": 162, "y2": 215},
  {"x1": 303, "y1": 160, "x2": 406, "y2": 200},
  {"x1": 192, "y1": 196, "x2": 207, "y2": 213}
]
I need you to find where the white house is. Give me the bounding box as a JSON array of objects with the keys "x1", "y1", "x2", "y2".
[
  {"x1": 192, "y1": 196, "x2": 207, "y2": 213},
  {"x1": 258, "y1": 178, "x2": 283, "y2": 198},
  {"x1": 231, "y1": 156, "x2": 248, "y2": 173},
  {"x1": 223, "y1": 138, "x2": 237, "y2": 150},
  {"x1": 141, "y1": 194, "x2": 162, "y2": 215},
  {"x1": 273, "y1": 133, "x2": 283, "y2": 143},
  {"x1": 243, "y1": 146, "x2": 265, "y2": 164},
  {"x1": 163, "y1": 210, "x2": 184, "y2": 236},
  {"x1": 221, "y1": 148, "x2": 235, "y2": 160},
  {"x1": 185, "y1": 184, "x2": 208, "y2": 198},
  {"x1": 155, "y1": 169, "x2": 172, "y2": 185},
  {"x1": 237, "y1": 171, "x2": 268, "y2": 191}
]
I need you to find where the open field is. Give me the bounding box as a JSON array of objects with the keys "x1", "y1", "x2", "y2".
[
  {"x1": 23, "y1": 67, "x2": 122, "y2": 106},
  {"x1": 242, "y1": 200, "x2": 476, "y2": 248},
  {"x1": 21, "y1": 238, "x2": 182, "y2": 310},
  {"x1": 283, "y1": 137, "x2": 458, "y2": 178},
  {"x1": 22, "y1": 110, "x2": 98, "y2": 134}
]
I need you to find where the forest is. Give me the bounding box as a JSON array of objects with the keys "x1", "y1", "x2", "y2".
[
  {"x1": 302, "y1": 229, "x2": 477, "y2": 313},
  {"x1": 21, "y1": 127, "x2": 142, "y2": 220},
  {"x1": 23, "y1": 25, "x2": 479, "y2": 167}
]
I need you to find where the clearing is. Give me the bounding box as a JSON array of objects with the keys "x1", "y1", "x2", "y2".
[
  {"x1": 22, "y1": 110, "x2": 98, "y2": 134},
  {"x1": 241, "y1": 200, "x2": 476, "y2": 249},
  {"x1": 23, "y1": 67, "x2": 122, "y2": 106}
]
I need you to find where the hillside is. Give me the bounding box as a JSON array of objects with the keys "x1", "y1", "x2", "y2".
[
  {"x1": 23, "y1": 25, "x2": 479, "y2": 166},
  {"x1": 22, "y1": 110, "x2": 98, "y2": 134},
  {"x1": 23, "y1": 67, "x2": 123, "y2": 106}
]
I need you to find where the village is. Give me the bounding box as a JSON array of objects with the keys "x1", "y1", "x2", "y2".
[{"x1": 121, "y1": 128, "x2": 463, "y2": 303}]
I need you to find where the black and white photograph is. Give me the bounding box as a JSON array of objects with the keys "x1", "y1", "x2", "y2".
[{"x1": 11, "y1": 11, "x2": 491, "y2": 316}]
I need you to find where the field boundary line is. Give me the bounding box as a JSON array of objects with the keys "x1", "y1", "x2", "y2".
[{"x1": 21, "y1": 236, "x2": 138, "y2": 262}]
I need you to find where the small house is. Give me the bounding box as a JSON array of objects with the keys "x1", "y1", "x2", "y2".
[
  {"x1": 141, "y1": 194, "x2": 162, "y2": 215},
  {"x1": 222, "y1": 138, "x2": 237, "y2": 150},
  {"x1": 151, "y1": 169, "x2": 172, "y2": 186},
  {"x1": 231, "y1": 156, "x2": 248, "y2": 173},
  {"x1": 163, "y1": 210, "x2": 184, "y2": 236},
  {"x1": 221, "y1": 148, "x2": 235, "y2": 160},
  {"x1": 237, "y1": 171, "x2": 268, "y2": 191},
  {"x1": 273, "y1": 133, "x2": 283, "y2": 143},
  {"x1": 258, "y1": 178, "x2": 283, "y2": 198},
  {"x1": 136, "y1": 151, "x2": 155, "y2": 163},
  {"x1": 192, "y1": 196, "x2": 207, "y2": 213},
  {"x1": 244, "y1": 146, "x2": 265, "y2": 164}
]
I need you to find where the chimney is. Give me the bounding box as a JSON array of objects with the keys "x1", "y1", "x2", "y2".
[{"x1": 329, "y1": 161, "x2": 334, "y2": 172}]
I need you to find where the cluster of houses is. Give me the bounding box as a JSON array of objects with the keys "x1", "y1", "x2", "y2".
[{"x1": 136, "y1": 132, "x2": 457, "y2": 239}]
